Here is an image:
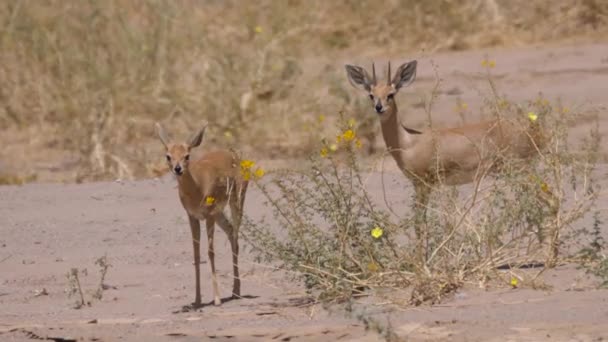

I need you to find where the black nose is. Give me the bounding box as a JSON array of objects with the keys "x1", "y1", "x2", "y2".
[
  {"x1": 174, "y1": 165, "x2": 183, "y2": 175},
  {"x1": 375, "y1": 104, "x2": 383, "y2": 113}
]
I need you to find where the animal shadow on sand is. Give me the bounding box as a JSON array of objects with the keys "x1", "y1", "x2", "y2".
[{"x1": 173, "y1": 294, "x2": 259, "y2": 313}]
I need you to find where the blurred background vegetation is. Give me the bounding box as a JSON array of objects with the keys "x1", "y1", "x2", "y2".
[{"x1": 0, "y1": 0, "x2": 607, "y2": 183}]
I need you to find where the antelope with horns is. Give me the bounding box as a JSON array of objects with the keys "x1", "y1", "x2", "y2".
[
  {"x1": 156, "y1": 122, "x2": 248, "y2": 309},
  {"x1": 345, "y1": 60, "x2": 544, "y2": 256}
]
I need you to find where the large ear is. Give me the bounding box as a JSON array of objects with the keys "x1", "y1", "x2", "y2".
[
  {"x1": 345, "y1": 64, "x2": 375, "y2": 92},
  {"x1": 188, "y1": 122, "x2": 207, "y2": 149},
  {"x1": 391, "y1": 60, "x2": 417, "y2": 90},
  {"x1": 155, "y1": 122, "x2": 170, "y2": 149}
]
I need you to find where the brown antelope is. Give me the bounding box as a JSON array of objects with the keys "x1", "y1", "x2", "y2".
[
  {"x1": 345, "y1": 61, "x2": 543, "y2": 254},
  {"x1": 155, "y1": 122, "x2": 248, "y2": 309}
]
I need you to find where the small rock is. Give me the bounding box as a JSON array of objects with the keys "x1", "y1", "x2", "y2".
[
  {"x1": 34, "y1": 288, "x2": 48, "y2": 297},
  {"x1": 454, "y1": 292, "x2": 468, "y2": 300}
]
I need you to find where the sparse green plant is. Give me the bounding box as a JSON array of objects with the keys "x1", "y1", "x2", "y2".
[
  {"x1": 65, "y1": 256, "x2": 112, "y2": 308},
  {"x1": 580, "y1": 212, "x2": 606, "y2": 260},
  {"x1": 244, "y1": 113, "x2": 411, "y2": 303},
  {"x1": 577, "y1": 212, "x2": 608, "y2": 287},
  {"x1": 92, "y1": 255, "x2": 112, "y2": 300},
  {"x1": 341, "y1": 299, "x2": 401, "y2": 342},
  {"x1": 66, "y1": 268, "x2": 88, "y2": 309}
]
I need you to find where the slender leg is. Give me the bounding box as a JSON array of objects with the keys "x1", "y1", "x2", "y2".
[
  {"x1": 413, "y1": 184, "x2": 430, "y2": 262},
  {"x1": 187, "y1": 215, "x2": 202, "y2": 307},
  {"x1": 206, "y1": 217, "x2": 221, "y2": 306},
  {"x1": 230, "y1": 235, "x2": 240, "y2": 297},
  {"x1": 217, "y1": 212, "x2": 240, "y2": 298}
]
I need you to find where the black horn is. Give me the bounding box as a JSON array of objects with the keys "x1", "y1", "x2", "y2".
[{"x1": 372, "y1": 62, "x2": 377, "y2": 85}]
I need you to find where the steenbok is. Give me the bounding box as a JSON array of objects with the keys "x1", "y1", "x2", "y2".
[
  {"x1": 345, "y1": 61, "x2": 544, "y2": 256},
  {"x1": 156, "y1": 122, "x2": 248, "y2": 309}
]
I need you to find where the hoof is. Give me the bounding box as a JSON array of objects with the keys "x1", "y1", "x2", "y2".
[
  {"x1": 175, "y1": 302, "x2": 203, "y2": 313},
  {"x1": 214, "y1": 298, "x2": 221, "y2": 306}
]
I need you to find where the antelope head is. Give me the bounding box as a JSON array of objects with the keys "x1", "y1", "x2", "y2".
[
  {"x1": 345, "y1": 60, "x2": 417, "y2": 122},
  {"x1": 155, "y1": 122, "x2": 207, "y2": 176}
]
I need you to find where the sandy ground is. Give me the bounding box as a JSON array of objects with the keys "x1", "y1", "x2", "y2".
[{"x1": 2, "y1": 42, "x2": 608, "y2": 341}]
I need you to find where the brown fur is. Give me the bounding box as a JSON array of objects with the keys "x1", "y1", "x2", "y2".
[{"x1": 156, "y1": 122, "x2": 248, "y2": 309}]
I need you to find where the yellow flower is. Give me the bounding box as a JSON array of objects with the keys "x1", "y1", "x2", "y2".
[
  {"x1": 348, "y1": 118, "x2": 356, "y2": 128},
  {"x1": 240, "y1": 159, "x2": 255, "y2": 180},
  {"x1": 241, "y1": 169, "x2": 251, "y2": 181},
  {"x1": 562, "y1": 107, "x2": 570, "y2": 114},
  {"x1": 355, "y1": 139, "x2": 363, "y2": 149},
  {"x1": 254, "y1": 26, "x2": 263, "y2": 34},
  {"x1": 367, "y1": 262, "x2": 379, "y2": 272},
  {"x1": 454, "y1": 102, "x2": 468, "y2": 112},
  {"x1": 224, "y1": 130, "x2": 233, "y2": 138},
  {"x1": 205, "y1": 196, "x2": 215, "y2": 206},
  {"x1": 371, "y1": 226, "x2": 383, "y2": 239},
  {"x1": 510, "y1": 277, "x2": 519, "y2": 288},
  {"x1": 241, "y1": 160, "x2": 255, "y2": 170},
  {"x1": 535, "y1": 98, "x2": 549, "y2": 107},
  {"x1": 320, "y1": 147, "x2": 328, "y2": 158},
  {"x1": 254, "y1": 168, "x2": 265, "y2": 179},
  {"x1": 527, "y1": 112, "x2": 538, "y2": 122},
  {"x1": 329, "y1": 144, "x2": 338, "y2": 152},
  {"x1": 342, "y1": 129, "x2": 355, "y2": 142},
  {"x1": 540, "y1": 182, "x2": 550, "y2": 193},
  {"x1": 318, "y1": 114, "x2": 325, "y2": 123},
  {"x1": 481, "y1": 59, "x2": 496, "y2": 68}
]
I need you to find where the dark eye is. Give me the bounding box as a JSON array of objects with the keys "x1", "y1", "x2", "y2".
[
  {"x1": 387, "y1": 93, "x2": 394, "y2": 101},
  {"x1": 369, "y1": 94, "x2": 374, "y2": 101},
  {"x1": 166, "y1": 155, "x2": 171, "y2": 161},
  {"x1": 184, "y1": 154, "x2": 190, "y2": 161}
]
